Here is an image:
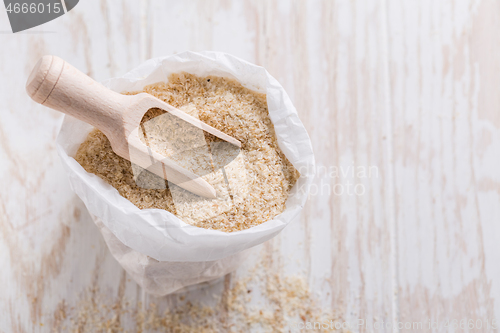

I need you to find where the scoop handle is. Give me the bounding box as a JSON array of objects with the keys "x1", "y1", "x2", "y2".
[{"x1": 26, "y1": 55, "x2": 128, "y2": 135}]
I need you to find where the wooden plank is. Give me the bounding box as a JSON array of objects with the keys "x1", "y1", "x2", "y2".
[
  {"x1": 387, "y1": 0, "x2": 500, "y2": 331},
  {"x1": 293, "y1": 0, "x2": 396, "y2": 330},
  {"x1": 12, "y1": 0, "x2": 500, "y2": 332},
  {"x1": 148, "y1": 0, "x2": 395, "y2": 331},
  {"x1": 0, "y1": 1, "x2": 143, "y2": 332},
  {"x1": 0, "y1": 0, "x2": 398, "y2": 331}
]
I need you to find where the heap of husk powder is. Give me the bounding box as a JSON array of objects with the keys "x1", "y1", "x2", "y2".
[{"x1": 75, "y1": 73, "x2": 300, "y2": 232}]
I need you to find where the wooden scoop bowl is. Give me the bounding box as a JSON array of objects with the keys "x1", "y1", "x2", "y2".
[{"x1": 26, "y1": 55, "x2": 241, "y2": 199}]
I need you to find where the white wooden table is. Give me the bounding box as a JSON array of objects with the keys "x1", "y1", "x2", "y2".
[{"x1": 0, "y1": 0, "x2": 499, "y2": 332}]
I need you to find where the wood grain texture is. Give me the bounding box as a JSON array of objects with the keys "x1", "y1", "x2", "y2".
[
  {"x1": 0, "y1": 0, "x2": 498, "y2": 332},
  {"x1": 148, "y1": 0, "x2": 395, "y2": 330},
  {"x1": 387, "y1": 0, "x2": 500, "y2": 331},
  {"x1": 0, "y1": 1, "x2": 144, "y2": 332}
]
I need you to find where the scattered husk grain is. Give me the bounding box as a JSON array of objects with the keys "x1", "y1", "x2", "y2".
[{"x1": 50, "y1": 250, "x2": 345, "y2": 333}]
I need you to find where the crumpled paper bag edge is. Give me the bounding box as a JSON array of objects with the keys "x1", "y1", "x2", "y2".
[{"x1": 56, "y1": 51, "x2": 315, "y2": 262}]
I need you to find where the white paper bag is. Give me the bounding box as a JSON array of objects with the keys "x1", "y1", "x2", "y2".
[{"x1": 56, "y1": 51, "x2": 315, "y2": 295}]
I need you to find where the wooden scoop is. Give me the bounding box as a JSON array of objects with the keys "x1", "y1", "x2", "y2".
[{"x1": 26, "y1": 55, "x2": 241, "y2": 199}]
